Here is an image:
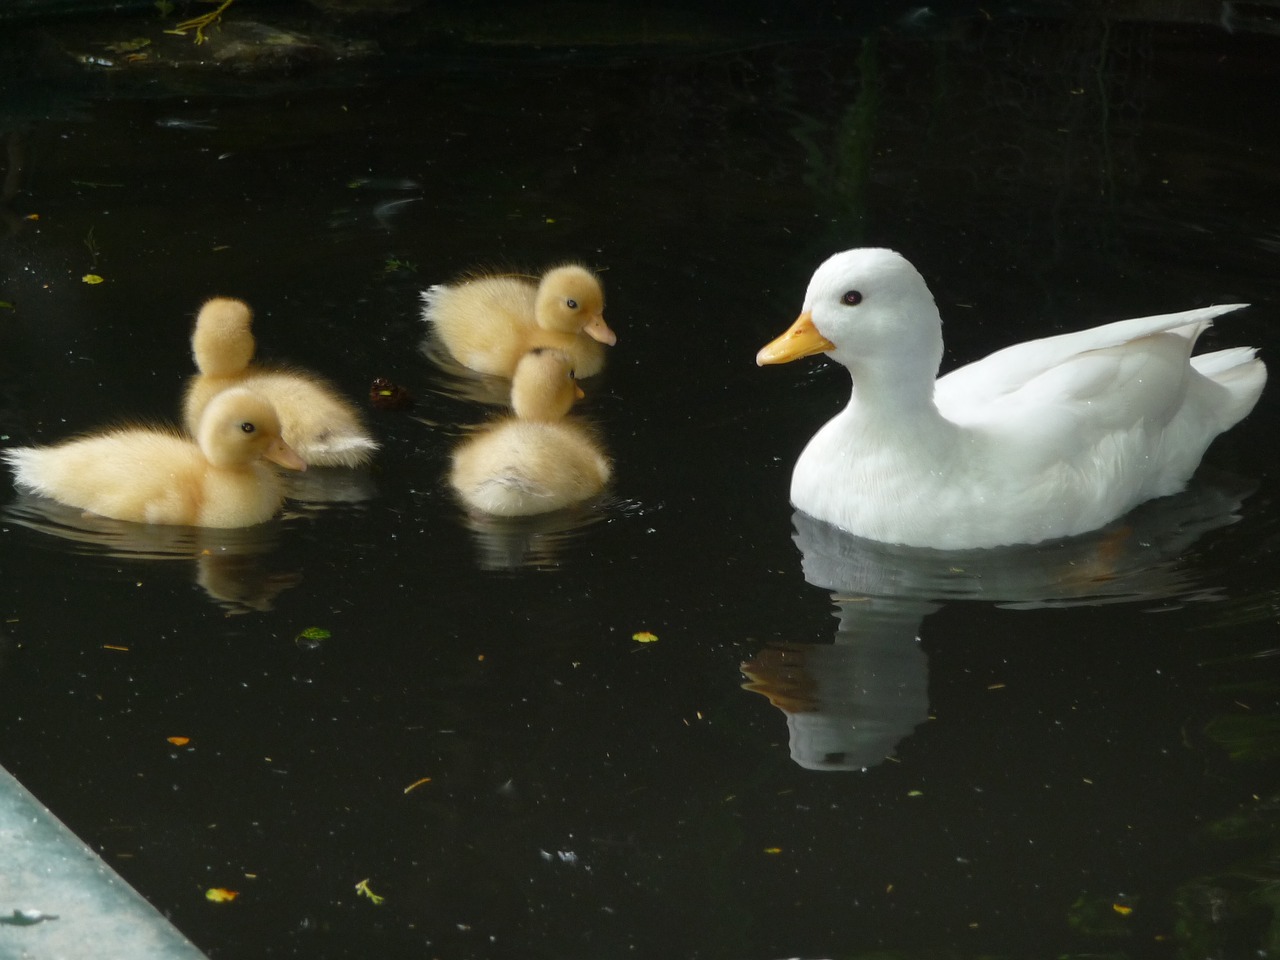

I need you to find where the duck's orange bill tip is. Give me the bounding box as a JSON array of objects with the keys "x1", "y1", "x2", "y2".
[
  {"x1": 267, "y1": 438, "x2": 307, "y2": 472},
  {"x1": 756, "y1": 311, "x2": 833, "y2": 366},
  {"x1": 584, "y1": 314, "x2": 617, "y2": 346},
  {"x1": 574, "y1": 384, "x2": 586, "y2": 400}
]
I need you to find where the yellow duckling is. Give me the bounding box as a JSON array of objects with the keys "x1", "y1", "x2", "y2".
[
  {"x1": 421, "y1": 264, "x2": 617, "y2": 378},
  {"x1": 450, "y1": 347, "x2": 612, "y2": 516},
  {"x1": 2, "y1": 388, "x2": 306, "y2": 528},
  {"x1": 184, "y1": 297, "x2": 378, "y2": 468}
]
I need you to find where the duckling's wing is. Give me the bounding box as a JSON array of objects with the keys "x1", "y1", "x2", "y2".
[{"x1": 935, "y1": 304, "x2": 1247, "y2": 414}]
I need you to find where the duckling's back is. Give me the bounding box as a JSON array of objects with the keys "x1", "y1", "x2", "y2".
[
  {"x1": 450, "y1": 420, "x2": 611, "y2": 516},
  {"x1": 6, "y1": 428, "x2": 204, "y2": 525},
  {"x1": 421, "y1": 276, "x2": 539, "y2": 377}
]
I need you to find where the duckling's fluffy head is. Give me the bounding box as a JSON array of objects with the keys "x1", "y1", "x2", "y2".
[
  {"x1": 510, "y1": 348, "x2": 583, "y2": 422},
  {"x1": 197, "y1": 388, "x2": 304, "y2": 471},
  {"x1": 534, "y1": 265, "x2": 613, "y2": 343},
  {"x1": 192, "y1": 297, "x2": 256, "y2": 377}
]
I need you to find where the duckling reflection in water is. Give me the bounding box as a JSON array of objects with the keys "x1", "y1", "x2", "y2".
[
  {"x1": 450, "y1": 348, "x2": 611, "y2": 517},
  {"x1": 421, "y1": 264, "x2": 616, "y2": 379},
  {"x1": 3, "y1": 387, "x2": 304, "y2": 528},
  {"x1": 4, "y1": 495, "x2": 303, "y2": 614},
  {"x1": 184, "y1": 296, "x2": 378, "y2": 468}
]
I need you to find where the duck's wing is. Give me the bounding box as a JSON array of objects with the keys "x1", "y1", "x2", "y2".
[{"x1": 934, "y1": 303, "x2": 1249, "y2": 417}]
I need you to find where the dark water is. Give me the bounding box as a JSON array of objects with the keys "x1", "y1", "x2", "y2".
[{"x1": 2, "y1": 7, "x2": 1279, "y2": 959}]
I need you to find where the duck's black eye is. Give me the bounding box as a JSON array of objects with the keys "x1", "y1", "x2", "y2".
[
  {"x1": 240, "y1": 421, "x2": 256, "y2": 434},
  {"x1": 566, "y1": 298, "x2": 579, "y2": 310},
  {"x1": 841, "y1": 290, "x2": 863, "y2": 306}
]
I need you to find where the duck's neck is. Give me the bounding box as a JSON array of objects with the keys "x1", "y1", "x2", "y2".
[{"x1": 839, "y1": 349, "x2": 944, "y2": 429}]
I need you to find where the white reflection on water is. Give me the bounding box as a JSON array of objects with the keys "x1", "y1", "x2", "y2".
[
  {"x1": 3, "y1": 495, "x2": 301, "y2": 613},
  {"x1": 743, "y1": 470, "x2": 1256, "y2": 772}
]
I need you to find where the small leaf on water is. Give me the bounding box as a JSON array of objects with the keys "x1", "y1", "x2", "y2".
[
  {"x1": 763, "y1": 847, "x2": 782, "y2": 854},
  {"x1": 205, "y1": 888, "x2": 238, "y2": 903},
  {"x1": 1112, "y1": 903, "x2": 1133, "y2": 916},
  {"x1": 632, "y1": 631, "x2": 658, "y2": 643},
  {"x1": 354, "y1": 878, "x2": 385, "y2": 905},
  {"x1": 82, "y1": 274, "x2": 104, "y2": 285},
  {"x1": 167, "y1": 736, "x2": 191, "y2": 746},
  {"x1": 297, "y1": 627, "x2": 331, "y2": 641}
]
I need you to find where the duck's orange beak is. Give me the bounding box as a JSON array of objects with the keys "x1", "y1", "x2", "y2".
[
  {"x1": 583, "y1": 313, "x2": 617, "y2": 346},
  {"x1": 574, "y1": 383, "x2": 586, "y2": 400},
  {"x1": 265, "y1": 436, "x2": 307, "y2": 471},
  {"x1": 756, "y1": 311, "x2": 834, "y2": 366}
]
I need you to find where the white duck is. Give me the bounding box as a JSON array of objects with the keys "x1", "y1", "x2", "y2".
[{"x1": 757, "y1": 248, "x2": 1266, "y2": 549}]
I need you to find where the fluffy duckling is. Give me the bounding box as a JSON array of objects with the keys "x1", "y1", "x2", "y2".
[
  {"x1": 450, "y1": 347, "x2": 612, "y2": 516},
  {"x1": 3, "y1": 388, "x2": 306, "y2": 528},
  {"x1": 421, "y1": 264, "x2": 617, "y2": 378},
  {"x1": 184, "y1": 297, "x2": 377, "y2": 468},
  {"x1": 757, "y1": 248, "x2": 1266, "y2": 549}
]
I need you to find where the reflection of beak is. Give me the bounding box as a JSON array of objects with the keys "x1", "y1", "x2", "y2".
[
  {"x1": 583, "y1": 313, "x2": 617, "y2": 346},
  {"x1": 756, "y1": 311, "x2": 834, "y2": 366},
  {"x1": 265, "y1": 436, "x2": 307, "y2": 471}
]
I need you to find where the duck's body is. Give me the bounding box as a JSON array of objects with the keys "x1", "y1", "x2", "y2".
[
  {"x1": 3, "y1": 388, "x2": 305, "y2": 528},
  {"x1": 450, "y1": 348, "x2": 611, "y2": 516},
  {"x1": 422, "y1": 265, "x2": 616, "y2": 379},
  {"x1": 184, "y1": 297, "x2": 377, "y2": 468},
  {"x1": 758, "y1": 248, "x2": 1265, "y2": 549}
]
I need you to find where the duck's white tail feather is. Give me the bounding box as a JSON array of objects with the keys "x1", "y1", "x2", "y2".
[
  {"x1": 1192, "y1": 345, "x2": 1259, "y2": 378},
  {"x1": 1192, "y1": 345, "x2": 1267, "y2": 431}
]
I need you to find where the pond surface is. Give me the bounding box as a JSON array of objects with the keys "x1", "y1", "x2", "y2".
[{"x1": 2, "y1": 6, "x2": 1279, "y2": 959}]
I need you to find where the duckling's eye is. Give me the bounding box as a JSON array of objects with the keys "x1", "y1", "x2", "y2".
[
  {"x1": 240, "y1": 421, "x2": 256, "y2": 435},
  {"x1": 565, "y1": 298, "x2": 579, "y2": 310},
  {"x1": 841, "y1": 290, "x2": 863, "y2": 306}
]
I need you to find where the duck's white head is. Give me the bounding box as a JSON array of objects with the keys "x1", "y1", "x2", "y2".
[
  {"x1": 757, "y1": 248, "x2": 943, "y2": 379},
  {"x1": 198, "y1": 387, "x2": 306, "y2": 471}
]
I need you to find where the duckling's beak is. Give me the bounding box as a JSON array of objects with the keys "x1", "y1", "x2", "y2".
[
  {"x1": 265, "y1": 436, "x2": 307, "y2": 472},
  {"x1": 582, "y1": 313, "x2": 617, "y2": 346},
  {"x1": 574, "y1": 383, "x2": 586, "y2": 400},
  {"x1": 756, "y1": 311, "x2": 834, "y2": 365}
]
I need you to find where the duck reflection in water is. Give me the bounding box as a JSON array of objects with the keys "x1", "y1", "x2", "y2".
[
  {"x1": 742, "y1": 470, "x2": 1256, "y2": 772},
  {"x1": 3, "y1": 497, "x2": 301, "y2": 614}
]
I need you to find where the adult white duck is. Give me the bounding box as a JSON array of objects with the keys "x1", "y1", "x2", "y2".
[{"x1": 757, "y1": 248, "x2": 1265, "y2": 549}]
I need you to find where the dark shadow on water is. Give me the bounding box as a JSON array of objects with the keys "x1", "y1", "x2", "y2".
[
  {"x1": 743, "y1": 469, "x2": 1258, "y2": 772},
  {"x1": 418, "y1": 333, "x2": 514, "y2": 408}
]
